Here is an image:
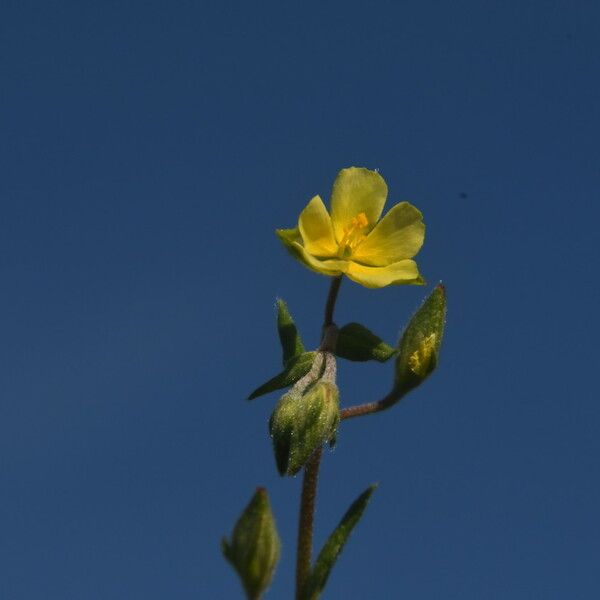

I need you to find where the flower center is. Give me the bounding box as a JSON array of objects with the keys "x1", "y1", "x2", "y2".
[{"x1": 338, "y1": 212, "x2": 369, "y2": 257}]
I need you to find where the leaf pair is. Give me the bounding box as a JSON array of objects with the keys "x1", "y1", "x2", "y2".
[
  {"x1": 249, "y1": 300, "x2": 396, "y2": 401},
  {"x1": 250, "y1": 286, "x2": 447, "y2": 411}
]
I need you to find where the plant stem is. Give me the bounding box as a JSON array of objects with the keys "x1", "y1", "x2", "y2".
[
  {"x1": 295, "y1": 276, "x2": 343, "y2": 599},
  {"x1": 339, "y1": 402, "x2": 384, "y2": 420},
  {"x1": 339, "y1": 391, "x2": 398, "y2": 420},
  {"x1": 295, "y1": 447, "x2": 322, "y2": 599},
  {"x1": 323, "y1": 275, "x2": 342, "y2": 327}
]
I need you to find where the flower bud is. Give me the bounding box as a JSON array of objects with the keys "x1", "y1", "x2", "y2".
[
  {"x1": 393, "y1": 284, "x2": 446, "y2": 400},
  {"x1": 269, "y1": 381, "x2": 340, "y2": 476},
  {"x1": 221, "y1": 488, "x2": 281, "y2": 600}
]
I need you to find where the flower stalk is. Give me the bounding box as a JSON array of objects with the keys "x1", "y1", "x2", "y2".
[
  {"x1": 339, "y1": 391, "x2": 398, "y2": 420},
  {"x1": 323, "y1": 275, "x2": 342, "y2": 327}
]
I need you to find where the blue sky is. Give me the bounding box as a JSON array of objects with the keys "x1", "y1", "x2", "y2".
[{"x1": 2, "y1": 1, "x2": 599, "y2": 598}]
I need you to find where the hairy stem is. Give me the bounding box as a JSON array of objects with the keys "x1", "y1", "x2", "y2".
[
  {"x1": 340, "y1": 400, "x2": 390, "y2": 420},
  {"x1": 295, "y1": 447, "x2": 322, "y2": 599},
  {"x1": 339, "y1": 391, "x2": 398, "y2": 420},
  {"x1": 295, "y1": 276, "x2": 342, "y2": 599},
  {"x1": 340, "y1": 392, "x2": 406, "y2": 420}
]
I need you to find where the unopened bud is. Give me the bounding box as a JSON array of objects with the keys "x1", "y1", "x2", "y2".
[
  {"x1": 393, "y1": 284, "x2": 446, "y2": 400},
  {"x1": 269, "y1": 381, "x2": 340, "y2": 476},
  {"x1": 222, "y1": 488, "x2": 281, "y2": 600}
]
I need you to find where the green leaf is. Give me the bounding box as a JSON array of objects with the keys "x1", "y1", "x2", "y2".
[
  {"x1": 276, "y1": 298, "x2": 305, "y2": 366},
  {"x1": 248, "y1": 352, "x2": 316, "y2": 400},
  {"x1": 302, "y1": 484, "x2": 377, "y2": 600},
  {"x1": 335, "y1": 323, "x2": 396, "y2": 362}
]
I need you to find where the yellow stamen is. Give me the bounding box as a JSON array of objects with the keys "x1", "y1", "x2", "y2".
[{"x1": 338, "y1": 212, "x2": 369, "y2": 257}]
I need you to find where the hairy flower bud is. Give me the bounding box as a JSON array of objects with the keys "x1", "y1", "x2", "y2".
[
  {"x1": 269, "y1": 381, "x2": 340, "y2": 476},
  {"x1": 221, "y1": 488, "x2": 281, "y2": 600},
  {"x1": 393, "y1": 284, "x2": 446, "y2": 399}
]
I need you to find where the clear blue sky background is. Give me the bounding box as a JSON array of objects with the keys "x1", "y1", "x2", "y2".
[{"x1": 2, "y1": 1, "x2": 599, "y2": 598}]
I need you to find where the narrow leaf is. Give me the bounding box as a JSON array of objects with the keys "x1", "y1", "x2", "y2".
[
  {"x1": 276, "y1": 299, "x2": 305, "y2": 365},
  {"x1": 336, "y1": 323, "x2": 396, "y2": 362},
  {"x1": 248, "y1": 352, "x2": 316, "y2": 400},
  {"x1": 303, "y1": 484, "x2": 377, "y2": 600}
]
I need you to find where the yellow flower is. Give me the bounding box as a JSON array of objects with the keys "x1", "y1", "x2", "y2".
[{"x1": 276, "y1": 167, "x2": 426, "y2": 288}]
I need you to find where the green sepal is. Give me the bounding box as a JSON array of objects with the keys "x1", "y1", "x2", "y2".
[
  {"x1": 276, "y1": 298, "x2": 305, "y2": 366},
  {"x1": 269, "y1": 381, "x2": 340, "y2": 476},
  {"x1": 268, "y1": 390, "x2": 301, "y2": 476},
  {"x1": 391, "y1": 283, "x2": 446, "y2": 402},
  {"x1": 222, "y1": 487, "x2": 281, "y2": 600},
  {"x1": 335, "y1": 323, "x2": 396, "y2": 362},
  {"x1": 302, "y1": 484, "x2": 377, "y2": 600},
  {"x1": 248, "y1": 352, "x2": 316, "y2": 400}
]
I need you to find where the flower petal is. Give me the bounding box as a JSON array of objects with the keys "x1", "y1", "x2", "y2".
[
  {"x1": 330, "y1": 167, "x2": 387, "y2": 243},
  {"x1": 276, "y1": 229, "x2": 348, "y2": 276},
  {"x1": 298, "y1": 195, "x2": 338, "y2": 257},
  {"x1": 345, "y1": 259, "x2": 425, "y2": 289},
  {"x1": 352, "y1": 202, "x2": 425, "y2": 266}
]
